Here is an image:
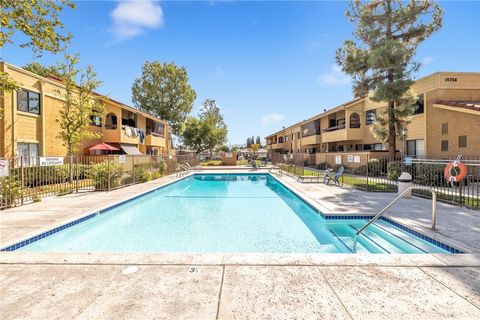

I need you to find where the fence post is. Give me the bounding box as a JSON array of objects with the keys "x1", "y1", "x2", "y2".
[
  {"x1": 365, "y1": 153, "x2": 369, "y2": 191},
  {"x1": 20, "y1": 157, "x2": 24, "y2": 206},
  {"x1": 75, "y1": 156, "x2": 79, "y2": 193},
  {"x1": 107, "y1": 155, "x2": 111, "y2": 192}
]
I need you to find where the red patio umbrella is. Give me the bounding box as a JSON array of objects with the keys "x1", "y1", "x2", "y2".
[{"x1": 88, "y1": 143, "x2": 120, "y2": 154}]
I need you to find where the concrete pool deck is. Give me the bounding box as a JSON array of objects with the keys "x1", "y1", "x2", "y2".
[{"x1": 1, "y1": 169, "x2": 479, "y2": 319}]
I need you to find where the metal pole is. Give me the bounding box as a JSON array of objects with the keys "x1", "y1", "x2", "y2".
[
  {"x1": 432, "y1": 190, "x2": 437, "y2": 230},
  {"x1": 75, "y1": 156, "x2": 79, "y2": 193},
  {"x1": 20, "y1": 157, "x2": 24, "y2": 205},
  {"x1": 107, "y1": 155, "x2": 111, "y2": 192}
]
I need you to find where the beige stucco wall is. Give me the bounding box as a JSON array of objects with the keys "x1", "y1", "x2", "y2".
[{"x1": 1, "y1": 62, "x2": 171, "y2": 157}]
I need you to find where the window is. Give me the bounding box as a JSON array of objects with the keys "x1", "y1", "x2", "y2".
[
  {"x1": 441, "y1": 140, "x2": 449, "y2": 152},
  {"x1": 17, "y1": 89, "x2": 40, "y2": 114},
  {"x1": 365, "y1": 110, "x2": 376, "y2": 125},
  {"x1": 406, "y1": 139, "x2": 424, "y2": 156},
  {"x1": 364, "y1": 143, "x2": 386, "y2": 151},
  {"x1": 89, "y1": 115, "x2": 102, "y2": 127},
  {"x1": 17, "y1": 143, "x2": 39, "y2": 166},
  {"x1": 458, "y1": 135, "x2": 467, "y2": 148},
  {"x1": 278, "y1": 137, "x2": 284, "y2": 143},
  {"x1": 441, "y1": 123, "x2": 448, "y2": 134},
  {"x1": 355, "y1": 144, "x2": 363, "y2": 151},
  {"x1": 349, "y1": 113, "x2": 360, "y2": 128},
  {"x1": 146, "y1": 119, "x2": 165, "y2": 136},
  {"x1": 105, "y1": 113, "x2": 118, "y2": 129},
  {"x1": 413, "y1": 94, "x2": 424, "y2": 115},
  {"x1": 285, "y1": 136, "x2": 288, "y2": 142},
  {"x1": 291, "y1": 134, "x2": 294, "y2": 140},
  {"x1": 297, "y1": 132, "x2": 300, "y2": 139},
  {"x1": 301, "y1": 119, "x2": 320, "y2": 137}
]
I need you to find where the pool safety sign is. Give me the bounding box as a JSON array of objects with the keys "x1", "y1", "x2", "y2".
[
  {"x1": 404, "y1": 156, "x2": 413, "y2": 166},
  {"x1": 39, "y1": 157, "x2": 64, "y2": 166},
  {"x1": 0, "y1": 159, "x2": 9, "y2": 177},
  {"x1": 119, "y1": 155, "x2": 126, "y2": 163}
]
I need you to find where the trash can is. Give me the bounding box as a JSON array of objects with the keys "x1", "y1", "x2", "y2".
[{"x1": 398, "y1": 172, "x2": 413, "y2": 198}]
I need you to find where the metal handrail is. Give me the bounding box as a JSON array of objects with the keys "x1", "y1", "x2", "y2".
[
  {"x1": 353, "y1": 186, "x2": 437, "y2": 252},
  {"x1": 176, "y1": 163, "x2": 191, "y2": 177}
]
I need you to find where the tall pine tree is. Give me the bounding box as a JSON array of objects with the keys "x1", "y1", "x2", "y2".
[{"x1": 336, "y1": 0, "x2": 442, "y2": 159}]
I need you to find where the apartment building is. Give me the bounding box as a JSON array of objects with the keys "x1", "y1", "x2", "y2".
[
  {"x1": 0, "y1": 62, "x2": 173, "y2": 158},
  {"x1": 266, "y1": 72, "x2": 480, "y2": 156}
]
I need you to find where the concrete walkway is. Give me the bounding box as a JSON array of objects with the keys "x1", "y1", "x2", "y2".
[
  {"x1": 1, "y1": 263, "x2": 479, "y2": 319},
  {"x1": 1, "y1": 170, "x2": 480, "y2": 319}
]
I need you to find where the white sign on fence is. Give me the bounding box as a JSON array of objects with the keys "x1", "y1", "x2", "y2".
[
  {"x1": 347, "y1": 155, "x2": 354, "y2": 162},
  {"x1": 335, "y1": 155, "x2": 342, "y2": 164},
  {"x1": 404, "y1": 156, "x2": 413, "y2": 166},
  {"x1": 225, "y1": 152, "x2": 233, "y2": 158},
  {"x1": 118, "y1": 155, "x2": 126, "y2": 163},
  {"x1": 354, "y1": 155, "x2": 361, "y2": 163},
  {"x1": 0, "y1": 160, "x2": 9, "y2": 177},
  {"x1": 39, "y1": 157, "x2": 64, "y2": 167}
]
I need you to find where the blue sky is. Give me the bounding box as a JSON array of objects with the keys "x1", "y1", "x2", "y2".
[{"x1": 1, "y1": 1, "x2": 479, "y2": 145}]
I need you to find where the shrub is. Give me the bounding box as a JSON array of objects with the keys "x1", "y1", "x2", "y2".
[
  {"x1": 201, "y1": 160, "x2": 222, "y2": 166},
  {"x1": 133, "y1": 166, "x2": 152, "y2": 183},
  {"x1": 0, "y1": 176, "x2": 22, "y2": 208},
  {"x1": 387, "y1": 161, "x2": 402, "y2": 181},
  {"x1": 86, "y1": 161, "x2": 124, "y2": 190},
  {"x1": 351, "y1": 158, "x2": 387, "y2": 177},
  {"x1": 415, "y1": 163, "x2": 445, "y2": 187},
  {"x1": 132, "y1": 160, "x2": 167, "y2": 182}
]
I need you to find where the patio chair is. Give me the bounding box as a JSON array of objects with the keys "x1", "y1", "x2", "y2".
[{"x1": 324, "y1": 166, "x2": 344, "y2": 186}]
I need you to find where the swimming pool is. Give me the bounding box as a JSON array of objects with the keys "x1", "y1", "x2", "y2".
[{"x1": 7, "y1": 174, "x2": 459, "y2": 253}]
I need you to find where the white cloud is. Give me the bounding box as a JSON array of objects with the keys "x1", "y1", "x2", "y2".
[
  {"x1": 261, "y1": 113, "x2": 285, "y2": 127},
  {"x1": 421, "y1": 56, "x2": 434, "y2": 65},
  {"x1": 317, "y1": 65, "x2": 351, "y2": 86},
  {"x1": 110, "y1": 0, "x2": 164, "y2": 40}
]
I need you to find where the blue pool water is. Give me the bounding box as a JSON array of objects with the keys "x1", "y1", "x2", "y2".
[{"x1": 18, "y1": 174, "x2": 451, "y2": 253}]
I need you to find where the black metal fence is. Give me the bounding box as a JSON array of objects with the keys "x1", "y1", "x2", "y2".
[
  {"x1": 0, "y1": 154, "x2": 198, "y2": 210},
  {"x1": 269, "y1": 152, "x2": 480, "y2": 210}
]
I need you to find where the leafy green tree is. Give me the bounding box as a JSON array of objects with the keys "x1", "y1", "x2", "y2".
[
  {"x1": 336, "y1": 0, "x2": 442, "y2": 159},
  {"x1": 132, "y1": 61, "x2": 196, "y2": 133},
  {"x1": 23, "y1": 62, "x2": 62, "y2": 78},
  {"x1": 0, "y1": 0, "x2": 75, "y2": 115},
  {"x1": 216, "y1": 145, "x2": 230, "y2": 153},
  {"x1": 55, "y1": 53, "x2": 104, "y2": 155},
  {"x1": 181, "y1": 99, "x2": 228, "y2": 155},
  {"x1": 256, "y1": 135, "x2": 261, "y2": 146}
]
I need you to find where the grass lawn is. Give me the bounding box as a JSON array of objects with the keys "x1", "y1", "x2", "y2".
[{"x1": 278, "y1": 164, "x2": 397, "y2": 192}]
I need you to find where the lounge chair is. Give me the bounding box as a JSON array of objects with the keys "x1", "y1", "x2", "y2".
[
  {"x1": 298, "y1": 175, "x2": 320, "y2": 183},
  {"x1": 250, "y1": 160, "x2": 258, "y2": 170},
  {"x1": 324, "y1": 166, "x2": 344, "y2": 185}
]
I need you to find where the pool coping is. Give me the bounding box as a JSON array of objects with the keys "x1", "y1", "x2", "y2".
[{"x1": 0, "y1": 170, "x2": 476, "y2": 267}]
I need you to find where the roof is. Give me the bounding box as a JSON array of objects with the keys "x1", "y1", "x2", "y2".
[{"x1": 434, "y1": 100, "x2": 480, "y2": 112}]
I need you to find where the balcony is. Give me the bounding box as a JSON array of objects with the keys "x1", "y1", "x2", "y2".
[
  {"x1": 301, "y1": 134, "x2": 321, "y2": 145},
  {"x1": 267, "y1": 142, "x2": 283, "y2": 150},
  {"x1": 103, "y1": 125, "x2": 144, "y2": 145},
  {"x1": 145, "y1": 134, "x2": 166, "y2": 147},
  {"x1": 322, "y1": 125, "x2": 363, "y2": 143}
]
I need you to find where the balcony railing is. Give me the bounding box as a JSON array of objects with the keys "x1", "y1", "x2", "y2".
[{"x1": 322, "y1": 124, "x2": 346, "y2": 132}]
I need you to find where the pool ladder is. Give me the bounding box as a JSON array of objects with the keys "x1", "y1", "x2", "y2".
[
  {"x1": 352, "y1": 186, "x2": 437, "y2": 252},
  {"x1": 176, "y1": 162, "x2": 192, "y2": 177}
]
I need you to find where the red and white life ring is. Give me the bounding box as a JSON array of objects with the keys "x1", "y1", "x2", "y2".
[{"x1": 444, "y1": 159, "x2": 467, "y2": 184}]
